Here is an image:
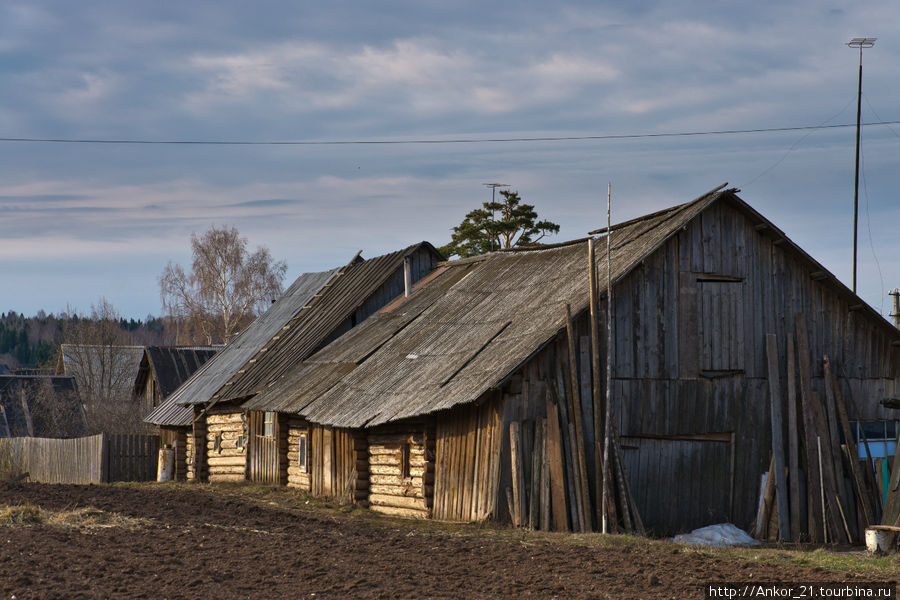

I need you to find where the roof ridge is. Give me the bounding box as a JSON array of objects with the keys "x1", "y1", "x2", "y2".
[{"x1": 588, "y1": 183, "x2": 729, "y2": 236}]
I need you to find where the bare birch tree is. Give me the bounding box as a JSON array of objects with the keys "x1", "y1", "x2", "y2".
[
  {"x1": 159, "y1": 226, "x2": 287, "y2": 345},
  {"x1": 61, "y1": 299, "x2": 148, "y2": 434},
  {"x1": 24, "y1": 378, "x2": 87, "y2": 438}
]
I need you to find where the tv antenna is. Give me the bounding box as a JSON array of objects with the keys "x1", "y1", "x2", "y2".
[{"x1": 847, "y1": 37, "x2": 876, "y2": 294}]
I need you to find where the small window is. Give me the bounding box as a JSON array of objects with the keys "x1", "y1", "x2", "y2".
[
  {"x1": 400, "y1": 442, "x2": 411, "y2": 479},
  {"x1": 298, "y1": 432, "x2": 308, "y2": 473},
  {"x1": 263, "y1": 411, "x2": 275, "y2": 437},
  {"x1": 852, "y1": 420, "x2": 898, "y2": 459}
]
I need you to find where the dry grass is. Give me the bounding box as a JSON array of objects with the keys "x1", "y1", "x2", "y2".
[
  {"x1": 0, "y1": 504, "x2": 149, "y2": 531},
  {"x1": 46, "y1": 507, "x2": 150, "y2": 531},
  {"x1": 0, "y1": 504, "x2": 43, "y2": 525}
]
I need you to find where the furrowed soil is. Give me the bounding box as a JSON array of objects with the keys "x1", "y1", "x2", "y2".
[{"x1": 0, "y1": 482, "x2": 895, "y2": 599}]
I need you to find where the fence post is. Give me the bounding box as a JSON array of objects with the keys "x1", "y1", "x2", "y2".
[{"x1": 100, "y1": 433, "x2": 109, "y2": 483}]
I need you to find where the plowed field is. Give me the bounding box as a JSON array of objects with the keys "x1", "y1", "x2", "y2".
[{"x1": 0, "y1": 482, "x2": 894, "y2": 599}]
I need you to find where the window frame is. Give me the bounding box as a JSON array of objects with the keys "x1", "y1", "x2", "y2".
[{"x1": 400, "y1": 441, "x2": 412, "y2": 480}]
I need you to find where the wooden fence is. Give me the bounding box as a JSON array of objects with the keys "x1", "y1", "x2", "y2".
[
  {"x1": 106, "y1": 434, "x2": 159, "y2": 482},
  {"x1": 0, "y1": 433, "x2": 159, "y2": 484}
]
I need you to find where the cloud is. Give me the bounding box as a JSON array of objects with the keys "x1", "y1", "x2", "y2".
[
  {"x1": 228, "y1": 198, "x2": 302, "y2": 208},
  {"x1": 182, "y1": 38, "x2": 623, "y2": 118},
  {"x1": 56, "y1": 70, "x2": 118, "y2": 106},
  {"x1": 2, "y1": 0, "x2": 900, "y2": 319},
  {"x1": 0, "y1": 194, "x2": 88, "y2": 203}
]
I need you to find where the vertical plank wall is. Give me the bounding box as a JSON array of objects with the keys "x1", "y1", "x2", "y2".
[
  {"x1": 307, "y1": 425, "x2": 366, "y2": 503},
  {"x1": 432, "y1": 398, "x2": 502, "y2": 521}
]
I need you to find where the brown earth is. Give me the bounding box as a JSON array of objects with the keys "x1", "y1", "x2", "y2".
[{"x1": 0, "y1": 482, "x2": 895, "y2": 599}]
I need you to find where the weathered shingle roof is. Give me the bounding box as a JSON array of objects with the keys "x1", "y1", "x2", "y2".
[
  {"x1": 139, "y1": 346, "x2": 220, "y2": 399},
  {"x1": 245, "y1": 186, "x2": 724, "y2": 427},
  {"x1": 151, "y1": 242, "x2": 441, "y2": 427},
  {"x1": 140, "y1": 346, "x2": 220, "y2": 426},
  {"x1": 160, "y1": 266, "x2": 341, "y2": 417},
  {"x1": 216, "y1": 242, "x2": 442, "y2": 404}
]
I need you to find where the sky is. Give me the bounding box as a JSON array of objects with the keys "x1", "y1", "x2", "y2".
[{"x1": 1, "y1": 1, "x2": 898, "y2": 320}]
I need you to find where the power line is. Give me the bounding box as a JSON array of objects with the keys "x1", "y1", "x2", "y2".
[
  {"x1": 1, "y1": 120, "x2": 900, "y2": 146},
  {"x1": 743, "y1": 98, "x2": 857, "y2": 188}
]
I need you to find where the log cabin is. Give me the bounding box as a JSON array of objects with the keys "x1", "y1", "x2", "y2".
[
  {"x1": 157, "y1": 242, "x2": 443, "y2": 487},
  {"x1": 244, "y1": 185, "x2": 900, "y2": 537},
  {"x1": 138, "y1": 346, "x2": 219, "y2": 479}
]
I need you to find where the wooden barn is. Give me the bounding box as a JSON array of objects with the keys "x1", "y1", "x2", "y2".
[
  {"x1": 160, "y1": 242, "x2": 443, "y2": 487},
  {"x1": 137, "y1": 346, "x2": 220, "y2": 479},
  {"x1": 244, "y1": 185, "x2": 900, "y2": 538}
]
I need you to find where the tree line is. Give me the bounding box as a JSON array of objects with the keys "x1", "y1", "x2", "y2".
[{"x1": 0, "y1": 311, "x2": 171, "y2": 370}]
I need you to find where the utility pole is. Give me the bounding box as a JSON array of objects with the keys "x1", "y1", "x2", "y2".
[
  {"x1": 847, "y1": 37, "x2": 876, "y2": 294},
  {"x1": 482, "y1": 182, "x2": 509, "y2": 252}
]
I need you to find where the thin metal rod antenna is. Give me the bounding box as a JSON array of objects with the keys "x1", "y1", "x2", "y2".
[
  {"x1": 847, "y1": 37, "x2": 876, "y2": 294},
  {"x1": 602, "y1": 181, "x2": 612, "y2": 534},
  {"x1": 482, "y1": 182, "x2": 509, "y2": 252}
]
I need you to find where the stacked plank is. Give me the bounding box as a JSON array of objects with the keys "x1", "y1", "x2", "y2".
[
  {"x1": 501, "y1": 303, "x2": 643, "y2": 535},
  {"x1": 351, "y1": 430, "x2": 369, "y2": 507},
  {"x1": 503, "y1": 383, "x2": 642, "y2": 534},
  {"x1": 756, "y1": 315, "x2": 883, "y2": 543}
]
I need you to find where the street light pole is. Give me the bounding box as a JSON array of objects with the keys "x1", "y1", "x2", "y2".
[{"x1": 847, "y1": 37, "x2": 876, "y2": 294}]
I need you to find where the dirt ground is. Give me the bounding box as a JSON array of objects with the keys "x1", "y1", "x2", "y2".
[{"x1": 0, "y1": 482, "x2": 895, "y2": 599}]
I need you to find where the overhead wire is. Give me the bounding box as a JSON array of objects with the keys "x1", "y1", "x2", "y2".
[
  {"x1": 860, "y1": 143, "x2": 885, "y2": 315},
  {"x1": 1, "y1": 120, "x2": 900, "y2": 146},
  {"x1": 742, "y1": 98, "x2": 856, "y2": 188}
]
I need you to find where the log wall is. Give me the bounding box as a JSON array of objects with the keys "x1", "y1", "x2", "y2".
[
  {"x1": 368, "y1": 423, "x2": 432, "y2": 519},
  {"x1": 206, "y1": 409, "x2": 246, "y2": 483},
  {"x1": 286, "y1": 417, "x2": 311, "y2": 490}
]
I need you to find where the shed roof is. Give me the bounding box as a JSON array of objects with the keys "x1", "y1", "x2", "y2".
[{"x1": 244, "y1": 186, "x2": 722, "y2": 427}]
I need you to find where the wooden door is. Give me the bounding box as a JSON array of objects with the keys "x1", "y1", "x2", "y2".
[
  {"x1": 248, "y1": 411, "x2": 278, "y2": 484},
  {"x1": 621, "y1": 434, "x2": 733, "y2": 536}
]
